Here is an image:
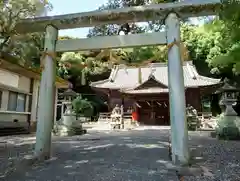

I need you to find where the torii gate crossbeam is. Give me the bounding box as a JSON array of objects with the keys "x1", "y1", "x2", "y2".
[
  {"x1": 15, "y1": 0, "x2": 220, "y2": 34},
  {"x1": 23, "y1": 0, "x2": 221, "y2": 165},
  {"x1": 56, "y1": 32, "x2": 167, "y2": 52}
]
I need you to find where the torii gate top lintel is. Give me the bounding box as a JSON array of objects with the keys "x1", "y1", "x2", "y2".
[{"x1": 15, "y1": 0, "x2": 221, "y2": 34}]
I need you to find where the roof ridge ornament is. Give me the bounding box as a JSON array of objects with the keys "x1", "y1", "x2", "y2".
[
  {"x1": 148, "y1": 74, "x2": 155, "y2": 79},
  {"x1": 149, "y1": 63, "x2": 156, "y2": 79},
  {"x1": 109, "y1": 65, "x2": 117, "y2": 82},
  {"x1": 110, "y1": 65, "x2": 119, "y2": 82},
  {"x1": 186, "y1": 62, "x2": 197, "y2": 80}
]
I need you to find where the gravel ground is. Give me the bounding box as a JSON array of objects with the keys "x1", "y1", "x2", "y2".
[
  {"x1": 0, "y1": 129, "x2": 240, "y2": 181},
  {"x1": 0, "y1": 134, "x2": 36, "y2": 177}
]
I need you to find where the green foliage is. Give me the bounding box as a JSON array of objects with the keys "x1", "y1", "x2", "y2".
[
  {"x1": 0, "y1": 0, "x2": 52, "y2": 66},
  {"x1": 180, "y1": 18, "x2": 240, "y2": 77},
  {"x1": 121, "y1": 46, "x2": 167, "y2": 63},
  {"x1": 14, "y1": 33, "x2": 45, "y2": 67},
  {"x1": 87, "y1": 0, "x2": 240, "y2": 78},
  {"x1": 201, "y1": 20, "x2": 238, "y2": 75},
  {"x1": 215, "y1": 113, "x2": 240, "y2": 140},
  {"x1": 58, "y1": 51, "x2": 109, "y2": 83},
  {"x1": 204, "y1": 0, "x2": 240, "y2": 75},
  {"x1": 72, "y1": 96, "x2": 94, "y2": 117},
  {"x1": 2, "y1": 0, "x2": 240, "y2": 84}
]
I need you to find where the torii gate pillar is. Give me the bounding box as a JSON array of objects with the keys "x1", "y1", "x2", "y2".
[
  {"x1": 35, "y1": 25, "x2": 58, "y2": 159},
  {"x1": 165, "y1": 13, "x2": 189, "y2": 165}
]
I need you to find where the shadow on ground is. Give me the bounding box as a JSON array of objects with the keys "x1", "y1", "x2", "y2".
[
  {"x1": 1, "y1": 130, "x2": 240, "y2": 181},
  {"x1": 0, "y1": 135, "x2": 35, "y2": 177}
]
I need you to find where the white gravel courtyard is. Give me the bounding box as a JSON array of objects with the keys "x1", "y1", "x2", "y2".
[{"x1": 0, "y1": 128, "x2": 239, "y2": 181}]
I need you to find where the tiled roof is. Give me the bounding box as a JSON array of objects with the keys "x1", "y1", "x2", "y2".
[{"x1": 90, "y1": 62, "x2": 220, "y2": 90}]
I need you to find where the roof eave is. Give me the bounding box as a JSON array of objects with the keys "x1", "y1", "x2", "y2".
[
  {"x1": 90, "y1": 79, "x2": 109, "y2": 85},
  {"x1": 0, "y1": 56, "x2": 69, "y2": 87}
]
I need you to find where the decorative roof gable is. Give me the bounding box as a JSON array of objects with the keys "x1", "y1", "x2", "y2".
[{"x1": 134, "y1": 75, "x2": 168, "y2": 90}]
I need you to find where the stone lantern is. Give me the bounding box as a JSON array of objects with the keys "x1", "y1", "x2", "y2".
[
  {"x1": 53, "y1": 84, "x2": 85, "y2": 136},
  {"x1": 217, "y1": 79, "x2": 239, "y2": 116},
  {"x1": 215, "y1": 78, "x2": 240, "y2": 140},
  {"x1": 61, "y1": 85, "x2": 77, "y2": 126}
]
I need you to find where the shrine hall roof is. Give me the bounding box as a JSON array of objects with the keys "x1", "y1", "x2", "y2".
[{"x1": 90, "y1": 62, "x2": 220, "y2": 91}]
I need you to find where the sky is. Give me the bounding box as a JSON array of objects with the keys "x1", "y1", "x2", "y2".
[{"x1": 48, "y1": 0, "x2": 108, "y2": 38}]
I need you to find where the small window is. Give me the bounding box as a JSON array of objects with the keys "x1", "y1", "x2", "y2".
[
  {"x1": 16, "y1": 93, "x2": 26, "y2": 112},
  {"x1": 8, "y1": 91, "x2": 26, "y2": 112},
  {"x1": 8, "y1": 91, "x2": 18, "y2": 111},
  {"x1": 201, "y1": 95, "x2": 211, "y2": 112},
  {"x1": 0, "y1": 90, "x2": 2, "y2": 108}
]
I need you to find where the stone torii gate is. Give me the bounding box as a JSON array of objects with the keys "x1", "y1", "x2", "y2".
[{"x1": 15, "y1": 0, "x2": 220, "y2": 165}]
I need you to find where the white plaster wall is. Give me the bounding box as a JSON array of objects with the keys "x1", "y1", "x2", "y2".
[
  {"x1": 30, "y1": 79, "x2": 40, "y2": 122},
  {"x1": 0, "y1": 69, "x2": 31, "y2": 129},
  {"x1": 0, "y1": 68, "x2": 61, "y2": 129},
  {"x1": 0, "y1": 112, "x2": 29, "y2": 128},
  {"x1": 18, "y1": 75, "x2": 31, "y2": 92},
  {"x1": 30, "y1": 80, "x2": 58, "y2": 123},
  {"x1": 0, "y1": 90, "x2": 8, "y2": 110},
  {"x1": 0, "y1": 69, "x2": 19, "y2": 88}
]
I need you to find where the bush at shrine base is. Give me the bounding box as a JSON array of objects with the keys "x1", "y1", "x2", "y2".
[{"x1": 215, "y1": 113, "x2": 240, "y2": 140}]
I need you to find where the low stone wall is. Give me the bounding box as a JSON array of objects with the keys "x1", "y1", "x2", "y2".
[{"x1": 0, "y1": 112, "x2": 29, "y2": 129}]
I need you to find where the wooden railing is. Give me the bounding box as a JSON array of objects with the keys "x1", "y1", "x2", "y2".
[
  {"x1": 198, "y1": 112, "x2": 212, "y2": 120},
  {"x1": 98, "y1": 112, "x2": 111, "y2": 122},
  {"x1": 98, "y1": 112, "x2": 132, "y2": 122}
]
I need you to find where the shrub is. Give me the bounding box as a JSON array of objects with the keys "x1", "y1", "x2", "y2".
[
  {"x1": 72, "y1": 96, "x2": 94, "y2": 118},
  {"x1": 215, "y1": 113, "x2": 240, "y2": 140}
]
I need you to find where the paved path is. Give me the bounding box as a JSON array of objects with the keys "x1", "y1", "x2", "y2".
[{"x1": 1, "y1": 129, "x2": 240, "y2": 181}]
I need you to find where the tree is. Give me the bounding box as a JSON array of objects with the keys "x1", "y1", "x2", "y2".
[
  {"x1": 87, "y1": 0, "x2": 240, "y2": 79},
  {"x1": 95, "y1": 49, "x2": 122, "y2": 66},
  {"x1": 210, "y1": 0, "x2": 240, "y2": 75},
  {"x1": 58, "y1": 51, "x2": 110, "y2": 118},
  {"x1": 58, "y1": 51, "x2": 110, "y2": 86},
  {"x1": 87, "y1": 0, "x2": 189, "y2": 66},
  {"x1": 87, "y1": 0, "x2": 121, "y2": 37},
  {"x1": 0, "y1": 0, "x2": 52, "y2": 66},
  {"x1": 87, "y1": 0, "x2": 145, "y2": 38},
  {"x1": 179, "y1": 0, "x2": 240, "y2": 78},
  {"x1": 72, "y1": 96, "x2": 94, "y2": 118},
  {"x1": 180, "y1": 23, "x2": 214, "y2": 76}
]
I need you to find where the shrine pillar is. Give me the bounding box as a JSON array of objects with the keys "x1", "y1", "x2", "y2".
[
  {"x1": 165, "y1": 13, "x2": 189, "y2": 165},
  {"x1": 35, "y1": 25, "x2": 58, "y2": 159}
]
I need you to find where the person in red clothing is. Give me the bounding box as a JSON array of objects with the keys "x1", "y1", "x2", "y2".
[{"x1": 132, "y1": 109, "x2": 139, "y2": 126}]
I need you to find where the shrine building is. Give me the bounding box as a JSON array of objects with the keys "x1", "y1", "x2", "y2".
[{"x1": 91, "y1": 62, "x2": 221, "y2": 125}]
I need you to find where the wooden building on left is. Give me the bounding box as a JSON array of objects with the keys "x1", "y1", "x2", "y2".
[{"x1": 0, "y1": 53, "x2": 68, "y2": 134}]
